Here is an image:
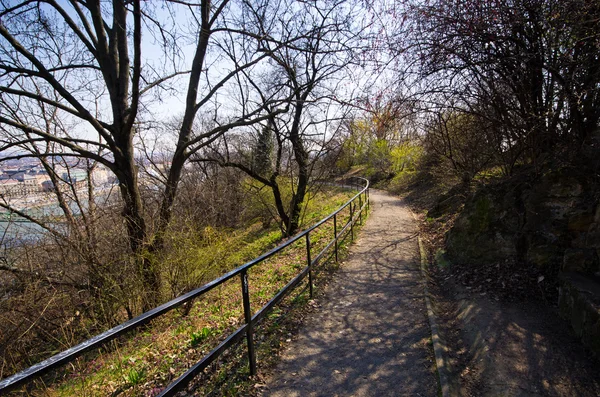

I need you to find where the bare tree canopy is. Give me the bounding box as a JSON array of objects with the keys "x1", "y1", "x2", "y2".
[
  {"x1": 0, "y1": 0, "x2": 371, "y2": 310},
  {"x1": 193, "y1": 0, "x2": 364, "y2": 235},
  {"x1": 398, "y1": 0, "x2": 600, "y2": 168}
]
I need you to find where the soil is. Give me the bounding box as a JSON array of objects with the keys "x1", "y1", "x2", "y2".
[{"x1": 404, "y1": 173, "x2": 600, "y2": 397}]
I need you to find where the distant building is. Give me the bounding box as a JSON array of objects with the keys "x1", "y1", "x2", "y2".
[
  {"x1": 61, "y1": 169, "x2": 87, "y2": 184},
  {"x1": 90, "y1": 168, "x2": 110, "y2": 186},
  {"x1": 0, "y1": 178, "x2": 38, "y2": 197},
  {"x1": 2, "y1": 168, "x2": 20, "y2": 179},
  {"x1": 0, "y1": 164, "x2": 113, "y2": 196},
  {"x1": 41, "y1": 180, "x2": 55, "y2": 192}
]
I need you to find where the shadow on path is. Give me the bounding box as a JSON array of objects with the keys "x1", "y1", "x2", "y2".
[
  {"x1": 262, "y1": 190, "x2": 437, "y2": 397},
  {"x1": 447, "y1": 293, "x2": 600, "y2": 396}
]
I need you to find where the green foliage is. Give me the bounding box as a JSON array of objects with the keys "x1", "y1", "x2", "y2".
[
  {"x1": 242, "y1": 177, "x2": 285, "y2": 228},
  {"x1": 336, "y1": 104, "x2": 423, "y2": 183},
  {"x1": 336, "y1": 120, "x2": 370, "y2": 171},
  {"x1": 387, "y1": 170, "x2": 418, "y2": 194},
  {"x1": 162, "y1": 187, "x2": 354, "y2": 303},
  {"x1": 252, "y1": 121, "x2": 274, "y2": 177},
  {"x1": 470, "y1": 195, "x2": 492, "y2": 233},
  {"x1": 366, "y1": 139, "x2": 393, "y2": 175},
  {"x1": 125, "y1": 367, "x2": 145, "y2": 386},
  {"x1": 162, "y1": 223, "x2": 282, "y2": 300},
  {"x1": 434, "y1": 249, "x2": 451, "y2": 268},
  {"x1": 390, "y1": 142, "x2": 423, "y2": 173},
  {"x1": 190, "y1": 327, "x2": 213, "y2": 347}
]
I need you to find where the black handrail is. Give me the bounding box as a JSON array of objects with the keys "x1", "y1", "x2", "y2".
[{"x1": 0, "y1": 177, "x2": 369, "y2": 395}]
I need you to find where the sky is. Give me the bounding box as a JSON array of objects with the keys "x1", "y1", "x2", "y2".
[{"x1": 1, "y1": 0, "x2": 402, "y2": 158}]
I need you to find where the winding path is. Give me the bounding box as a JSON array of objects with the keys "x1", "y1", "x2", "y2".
[{"x1": 263, "y1": 189, "x2": 438, "y2": 396}]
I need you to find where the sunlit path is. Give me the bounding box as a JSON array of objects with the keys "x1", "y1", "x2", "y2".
[{"x1": 263, "y1": 190, "x2": 437, "y2": 396}]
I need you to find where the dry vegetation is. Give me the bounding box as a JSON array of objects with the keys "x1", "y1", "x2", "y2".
[{"x1": 1, "y1": 185, "x2": 365, "y2": 396}]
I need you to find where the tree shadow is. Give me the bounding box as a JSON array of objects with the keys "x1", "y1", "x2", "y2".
[
  {"x1": 264, "y1": 194, "x2": 438, "y2": 396},
  {"x1": 452, "y1": 294, "x2": 600, "y2": 396}
]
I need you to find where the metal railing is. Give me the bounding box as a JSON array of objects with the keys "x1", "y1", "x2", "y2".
[{"x1": 0, "y1": 177, "x2": 369, "y2": 396}]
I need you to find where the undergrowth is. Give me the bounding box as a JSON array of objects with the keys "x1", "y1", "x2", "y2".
[{"x1": 15, "y1": 187, "x2": 367, "y2": 396}]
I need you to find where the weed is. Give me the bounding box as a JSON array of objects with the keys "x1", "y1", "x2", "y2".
[
  {"x1": 267, "y1": 307, "x2": 282, "y2": 320},
  {"x1": 434, "y1": 249, "x2": 451, "y2": 268},
  {"x1": 126, "y1": 367, "x2": 145, "y2": 385},
  {"x1": 190, "y1": 327, "x2": 213, "y2": 347},
  {"x1": 173, "y1": 323, "x2": 190, "y2": 335}
]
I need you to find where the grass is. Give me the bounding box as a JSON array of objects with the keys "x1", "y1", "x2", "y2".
[
  {"x1": 18, "y1": 186, "x2": 367, "y2": 397},
  {"x1": 190, "y1": 327, "x2": 213, "y2": 347}
]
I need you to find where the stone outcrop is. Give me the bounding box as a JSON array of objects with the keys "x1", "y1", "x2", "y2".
[
  {"x1": 444, "y1": 168, "x2": 600, "y2": 276},
  {"x1": 440, "y1": 166, "x2": 600, "y2": 356},
  {"x1": 559, "y1": 273, "x2": 600, "y2": 356}
]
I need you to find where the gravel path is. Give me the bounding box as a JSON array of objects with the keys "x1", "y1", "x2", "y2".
[{"x1": 263, "y1": 189, "x2": 438, "y2": 397}]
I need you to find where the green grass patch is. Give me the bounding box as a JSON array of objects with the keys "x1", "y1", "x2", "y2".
[
  {"x1": 190, "y1": 327, "x2": 214, "y2": 347},
  {"x1": 434, "y1": 249, "x2": 451, "y2": 268}
]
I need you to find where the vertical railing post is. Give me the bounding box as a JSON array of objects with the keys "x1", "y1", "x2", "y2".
[
  {"x1": 358, "y1": 193, "x2": 363, "y2": 225},
  {"x1": 350, "y1": 202, "x2": 354, "y2": 242},
  {"x1": 240, "y1": 270, "x2": 256, "y2": 376},
  {"x1": 333, "y1": 213, "x2": 338, "y2": 263},
  {"x1": 306, "y1": 232, "x2": 313, "y2": 298}
]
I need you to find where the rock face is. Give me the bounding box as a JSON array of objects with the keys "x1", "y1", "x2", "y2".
[
  {"x1": 445, "y1": 168, "x2": 600, "y2": 276},
  {"x1": 559, "y1": 273, "x2": 600, "y2": 356},
  {"x1": 443, "y1": 168, "x2": 600, "y2": 356},
  {"x1": 445, "y1": 184, "x2": 521, "y2": 265}
]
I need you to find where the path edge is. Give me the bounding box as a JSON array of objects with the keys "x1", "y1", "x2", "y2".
[{"x1": 418, "y1": 236, "x2": 451, "y2": 397}]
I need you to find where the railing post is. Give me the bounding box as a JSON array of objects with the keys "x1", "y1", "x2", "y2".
[
  {"x1": 358, "y1": 193, "x2": 363, "y2": 225},
  {"x1": 350, "y1": 202, "x2": 354, "y2": 242},
  {"x1": 333, "y1": 213, "x2": 338, "y2": 263},
  {"x1": 306, "y1": 232, "x2": 313, "y2": 298},
  {"x1": 240, "y1": 270, "x2": 256, "y2": 376}
]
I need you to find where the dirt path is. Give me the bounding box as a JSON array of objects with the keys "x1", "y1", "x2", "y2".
[
  {"x1": 430, "y1": 270, "x2": 600, "y2": 397},
  {"x1": 262, "y1": 190, "x2": 438, "y2": 397}
]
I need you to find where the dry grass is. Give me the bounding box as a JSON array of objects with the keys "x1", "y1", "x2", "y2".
[{"x1": 6, "y1": 188, "x2": 366, "y2": 396}]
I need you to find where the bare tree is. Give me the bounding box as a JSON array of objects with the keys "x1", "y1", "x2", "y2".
[
  {"x1": 0, "y1": 0, "x2": 293, "y2": 309},
  {"x1": 423, "y1": 110, "x2": 495, "y2": 183},
  {"x1": 149, "y1": 0, "x2": 292, "y2": 255},
  {"x1": 403, "y1": 0, "x2": 600, "y2": 167},
  {"x1": 195, "y1": 0, "x2": 361, "y2": 236},
  {"x1": 0, "y1": 0, "x2": 165, "y2": 308}
]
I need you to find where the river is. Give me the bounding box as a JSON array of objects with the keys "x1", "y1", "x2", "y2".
[{"x1": 0, "y1": 186, "x2": 117, "y2": 247}]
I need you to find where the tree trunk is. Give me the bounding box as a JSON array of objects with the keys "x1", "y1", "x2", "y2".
[
  {"x1": 286, "y1": 99, "x2": 309, "y2": 236},
  {"x1": 114, "y1": 151, "x2": 158, "y2": 311},
  {"x1": 151, "y1": 0, "x2": 212, "y2": 255}
]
